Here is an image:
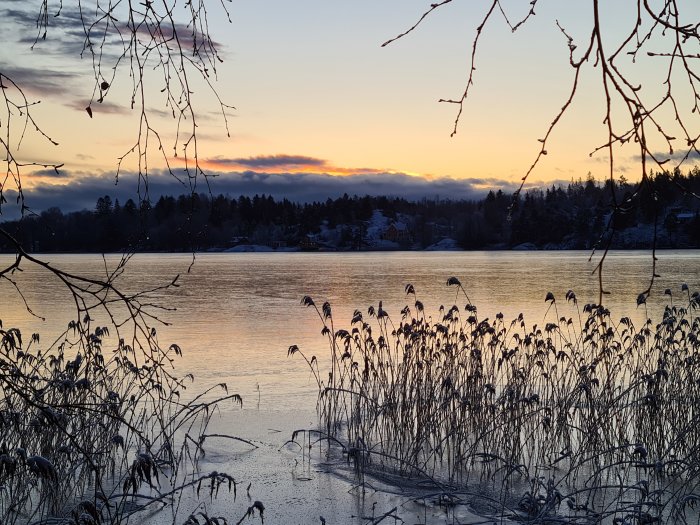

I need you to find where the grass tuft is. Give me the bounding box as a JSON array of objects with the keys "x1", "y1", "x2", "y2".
[
  {"x1": 293, "y1": 280, "x2": 700, "y2": 523},
  {"x1": 0, "y1": 319, "x2": 249, "y2": 524}
]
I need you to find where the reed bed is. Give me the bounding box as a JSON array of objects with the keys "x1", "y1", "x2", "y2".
[
  {"x1": 0, "y1": 318, "x2": 253, "y2": 525},
  {"x1": 291, "y1": 279, "x2": 700, "y2": 523}
]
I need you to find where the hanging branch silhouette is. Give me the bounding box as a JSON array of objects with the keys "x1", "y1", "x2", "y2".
[
  {"x1": 0, "y1": 2, "x2": 261, "y2": 524},
  {"x1": 384, "y1": 0, "x2": 700, "y2": 303}
]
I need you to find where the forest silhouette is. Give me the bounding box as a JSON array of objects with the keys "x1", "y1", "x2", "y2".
[{"x1": 3, "y1": 169, "x2": 699, "y2": 253}]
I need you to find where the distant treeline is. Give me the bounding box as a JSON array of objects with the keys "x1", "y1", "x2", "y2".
[{"x1": 2, "y1": 169, "x2": 700, "y2": 252}]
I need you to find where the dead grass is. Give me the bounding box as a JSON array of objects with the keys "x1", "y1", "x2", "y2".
[{"x1": 292, "y1": 279, "x2": 700, "y2": 523}]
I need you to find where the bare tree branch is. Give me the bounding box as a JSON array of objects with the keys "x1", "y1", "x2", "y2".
[{"x1": 385, "y1": 0, "x2": 700, "y2": 301}]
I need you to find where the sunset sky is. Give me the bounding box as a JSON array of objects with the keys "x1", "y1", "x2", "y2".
[{"x1": 1, "y1": 1, "x2": 699, "y2": 212}]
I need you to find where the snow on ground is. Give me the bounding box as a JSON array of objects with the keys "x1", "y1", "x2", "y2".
[{"x1": 365, "y1": 210, "x2": 390, "y2": 243}]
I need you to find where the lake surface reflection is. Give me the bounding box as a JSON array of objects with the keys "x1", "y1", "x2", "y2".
[
  {"x1": 1, "y1": 250, "x2": 699, "y2": 411},
  {"x1": 2, "y1": 250, "x2": 700, "y2": 523}
]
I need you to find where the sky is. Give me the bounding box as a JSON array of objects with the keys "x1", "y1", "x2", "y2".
[{"x1": 1, "y1": 0, "x2": 699, "y2": 213}]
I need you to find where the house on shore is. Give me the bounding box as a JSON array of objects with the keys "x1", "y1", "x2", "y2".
[{"x1": 382, "y1": 221, "x2": 412, "y2": 244}]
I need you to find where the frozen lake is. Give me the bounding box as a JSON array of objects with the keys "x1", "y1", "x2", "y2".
[{"x1": 2, "y1": 250, "x2": 699, "y2": 523}]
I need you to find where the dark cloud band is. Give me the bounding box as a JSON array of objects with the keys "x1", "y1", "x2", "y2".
[
  {"x1": 2, "y1": 169, "x2": 533, "y2": 218},
  {"x1": 208, "y1": 154, "x2": 328, "y2": 170}
]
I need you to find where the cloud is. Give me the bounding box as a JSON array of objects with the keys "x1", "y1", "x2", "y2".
[
  {"x1": 0, "y1": 169, "x2": 531, "y2": 218},
  {"x1": 28, "y1": 168, "x2": 71, "y2": 179},
  {"x1": 2, "y1": 7, "x2": 37, "y2": 27},
  {"x1": 1, "y1": 2, "x2": 228, "y2": 124},
  {"x1": 213, "y1": 171, "x2": 488, "y2": 202},
  {"x1": 0, "y1": 65, "x2": 77, "y2": 97},
  {"x1": 643, "y1": 150, "x2": 700, "y2": 163},
  {"x1": 69, "y1": 100, "x2": 130, "y2": 116},
  {"x1": 207, "y1": 154, "x2": 328, "y2": 171},
  {"x1": 199, "y1": 154, "x2": 403, "y2": 176},
  {"x1": 3, "y1": 3, "x2": 224, "y2": 64},
  {"x1": 0, "y1": 141, "x2": 581, "y2": 220},
  {"x1": 2, "y1": 3, "x2": 97, "y2": 57},
  {"x1": 133, "y1": 21, "x2": 224, "y2": 58}
]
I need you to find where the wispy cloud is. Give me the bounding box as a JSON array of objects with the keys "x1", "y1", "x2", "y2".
[
  {"x1": 2, "y1": 3, "x2": 224, "y2": 65},
  {"x1": 133, "y1": 21, "x2": 224, "y2": 58},
  {"x1": 3, "y1": 3, "x2": 100, "y2": 58},
  {"x1": 223, "y1": 154, "x2": 326, "y2": 169},
  {"x1": 2, "y1": 2, "x2": 222, "y2": 82},
  {"x1": 200, "y1": 154, "x2": 397, "y2": 176},
  {"x1": 642, "y1": 150, "x2": 700, "y2": 163},
  {"x1": 0, "y1": 65, "x2": 78, "y2": 97},
  {"x1": 28, "y1": 168, "x2": 71, "y2": 179},
  {"x1": 586, "y1": 154, "x2": 633, "y2": 174},
  {"x1": 68, "y1": 99, "x2": 130, "y2": 116},
  {"x1": 2, "y1": 7, "x2": 38, "y2": 27}
]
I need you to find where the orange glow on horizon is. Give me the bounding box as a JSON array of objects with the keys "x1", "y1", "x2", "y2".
[{"x1": 179, "y1": 156, "x2": 431, "y2": 179}]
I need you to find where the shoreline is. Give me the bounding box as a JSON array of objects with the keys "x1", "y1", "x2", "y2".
[{"x1": 4, "y1": 246, "x2": 700, "y2": 256}]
